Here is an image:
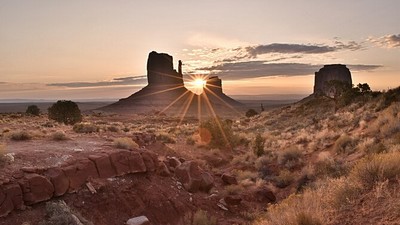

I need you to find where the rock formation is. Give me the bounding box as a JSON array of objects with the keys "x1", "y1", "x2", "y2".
[
  {"x1": 313, "y1": 64, "x2": 352, "y2": 95},
  {"x1": 99, "y1": 51, "x2": 243, "y2": 116}
]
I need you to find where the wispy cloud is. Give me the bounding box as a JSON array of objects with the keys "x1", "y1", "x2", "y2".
[
  {"x1": 199, "y1": 62, "x2": 381, "y2": 80},
  {"x1": 368, "y1": 34, "x2": 400, "y2": 48},
  {"x1": 48, "y1": 76, "x2": 147, "y2": 88}
]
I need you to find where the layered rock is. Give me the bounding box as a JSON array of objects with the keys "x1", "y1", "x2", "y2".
[{"x1": 314, "y1": 64, "x2": 352, "y2": 95}]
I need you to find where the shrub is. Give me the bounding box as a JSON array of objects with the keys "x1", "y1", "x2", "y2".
[
  {"x1": 296, "y1": 212, "x2": 323, "y2": 225},
  {"x1": 73, "y1": 123, "x2": 99, "y2": 133},
  {"x1": 252, "y1": 133, "x2": 265, "y2": 157},
  {"x1": 193, "y1": 210, "x2": 217, "y2": 225},
  {"x1": 186, "y1": 137, "x2": 196, "y2": 145},
  {"x1": 314, "y1": 159, "x2": 348, "y2": 178},
  {"x1": 278, "y1": 146, "x2": 303, "y2": 169},
  {"x1": 156, "y1": 132, "x2": 176, "y2": 144},
  {"x1": 199, "y1": 118, "x2": 238, "y2": 149},
  {"x1": 274, "y1": 169, "x2": 294, "y2": 188},
  {"x1": 113, "y1": 137, "x2": 139, "y2": 150},
  {"x1": 10, "y1": 130, "x2": 32, "y2": 141},
  {"x1": 26, "y1": 105, "x2": 40, "y2": 116},
  {"x1": 333, "y1": 134, "x2": 355, "y2": 154},
  {"x1": 51, "y1": 131, "x2": 68, "y2": 141},
  {"x1": 48, "y1": 100, "x2": 82, "y2": 125},
  {"x1": 246, "y1": 109, "x2": 258, "y2": 117},
  {"x1": 350, "y1": 152, "x2": 400, "y2": 190},
  {"x1": 0, "y1": 144, "x2": 6, "y2": 167},
  {"x1": 107, "y1": 125, "x2": 119, "y2": 132}
]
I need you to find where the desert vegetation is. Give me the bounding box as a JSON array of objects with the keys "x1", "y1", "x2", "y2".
[{"x1": 1, "y1": 86, "x2": 399, "y2": 225}]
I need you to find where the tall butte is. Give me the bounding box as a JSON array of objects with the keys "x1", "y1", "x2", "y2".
[{"x1": 99, "y1": 51, "x2": 243, "y2": 116}]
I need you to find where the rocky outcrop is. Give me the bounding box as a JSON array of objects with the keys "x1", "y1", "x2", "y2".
[
  {"x1": 314, "y1": 64, "x2": 352, "y2": 95},
  {"x1": 0, "y1": 149, "x2": 159, "y2": 218},
  {"x1": 174, "y1": 161, "x2": 214, "y2": 193},
  {"x1": 99, "y1": 51, "x2": 244, "y2": 116}
]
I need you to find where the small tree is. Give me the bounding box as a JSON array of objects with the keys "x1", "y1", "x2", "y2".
[
  {"x1": 246, "y1": 109, "x2": 258, "y2": 117},
  {"x1": 48, "y1": 100, "x2": 82, "y2": 125},
  {"x1": 26, "y1": 105, "x2": 40, "y2": 116}
]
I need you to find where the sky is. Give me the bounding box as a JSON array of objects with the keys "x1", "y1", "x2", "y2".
[{"x1": 0, "y1": 0, "x2": 399, "y2": 100}]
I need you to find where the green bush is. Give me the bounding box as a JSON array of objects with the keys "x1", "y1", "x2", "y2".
[
  {"x1": 48, "y1": 100, "x2": 82, "y2": 125},
  {"x1": 199, "y1": 118, "x2": 237, "y2": 149},
  {"x1": 246, "y1": 109, "x2": 258, "y2": 117},
  {"x1": 26, "y1": 105, "x2": 40, "y2": 116}
]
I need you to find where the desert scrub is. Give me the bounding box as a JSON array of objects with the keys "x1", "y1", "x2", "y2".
[
  {"x1": 107, "y1": 125, "x2": 119, "y2": 132},
  {"x1": 314, "y1": 158, "x2": 348, "y2": 178},
  {"x1": 51, "y1": 131, "x2": 69, "y2": 141},
  {"x1": 10, "y1": 130, "x2": 32, "y2": 141},
  {"x1": 278, "y1": 146, "x2": 303, "y2": 170},
  {"x1": 0, "y1": 143, "x2": 7, "y2": 167},
  {"x1": 252, "y1": 133, "x2": 265, "y2": 157},
  {"x1": 223, "y1": 184, "x2": 245, "y2": 195},
  {"x1": 39, "y1": 200, "x2": 92, "y2": 225},
  {"x1": 113, "y1": 137, "x2": 139, "y2": 150},
  {"x1": 333, "y1": 134, "x2": 356, "y2": 154},
  {"x1": 156, "y1": 132, "x2": 176, "y2": 144},
  {"x1": 199, "y1": 117, "x2": 238, "y2": 149},
  {"x1": 193, "y1": 210, "x2": 217, "y2": 225},
  {"x1": 73, "y1": 123, "x2": 99, "y2": 133},
  {"x1": 186, "y1": 136, "x2": 196, "y2": 145},
  {"x1": 274, "y1": 169, "x2": 295, "y2": 188},
  {"x1": 350, "y1": 152, "x2": 400, "y2": 190}
]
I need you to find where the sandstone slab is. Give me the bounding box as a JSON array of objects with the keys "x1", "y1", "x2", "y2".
[
  {"x1": 44, "y1": 168, "x2": 69, "y2": 196},
  {"x1": 89, "y1": 154, "x2": 116, "y2": 178},
  {"x1": 20, "y1": 173, "x2": 54, "y2": 205}
]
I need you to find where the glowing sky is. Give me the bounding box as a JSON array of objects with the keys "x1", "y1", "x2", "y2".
[{"x1": 0, "y1": 0, "x2": 399, "y2": 100}]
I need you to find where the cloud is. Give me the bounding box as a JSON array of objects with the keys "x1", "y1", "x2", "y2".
[
  {"x1": 199, "y1": 61, "x2": 381, "y2": 80},
  {"x1": 369, "y1": 34, "x2": 400, "y2": 48},
  {"x1": 48, "y1": 75, "x2": 147, "y2": 88},
  {"x1": 245, "y1": 41, "x2": 363, "y2": 58}
]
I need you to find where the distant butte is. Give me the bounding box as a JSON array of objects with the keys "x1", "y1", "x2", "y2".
[
  {"x1": 99, "y1": 51, "x2": 243, "y2": 116},
  {"x1": 313, "y1": 64, "x2": 352, "y2": 96}
]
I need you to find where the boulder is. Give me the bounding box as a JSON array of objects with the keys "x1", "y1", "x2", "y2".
[
  {"x1": 254, "y1": 186, "x2": 276, "y2": 203},
  {"x1": 128, "y1": 152, "x2": 147, "y2": 173},
  {"x1": 141, "y1": 152, "x2": 158, "y2": 172},
  {"x1": 63, "y1": 159, "x2": 99, "y2": 193},
  {"x1": 0, "y1": 188, "x2": 13, "y2": 217},
  {"x1": 20, "y1": 173, "x2": 54, "y2": 205},
  {"x1": 157, "y1": 162, "x2": 171, "y2": 177},
  {"x1": 89, "y1": 154, "x2": 117, "y2": 178},
  {"x1": 221, "y1": 173, "x2": 238, "y2": 185},
  {"x1": 167, "y1": 156, "x2": 181, "y2": 169},
  {"x1": 126, "y1": 215, "x2": 151, "y2": 225},
  {"x1": 109, "y1": 151, "x2": 131, "y2": 176},
  {"x1": 44, "y1": 168, "x2": 69, "y2": 196},
  {"x1": 224, "y1": 195, "x2": 242, "y2": 206},
  {"x1": 175, "y1": 161, "x2": 214, "y2": 193},
  {"x1": 3, "y1": 183, "x2": 24, "y2": 210}
]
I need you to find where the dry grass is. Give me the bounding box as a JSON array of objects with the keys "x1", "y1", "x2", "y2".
[
  {"x1": 51, "y1": 131, "x2": 69, "y2": 141},
  {"x1": 10, "y1": 130, "x2": 32, "y2": 141},
  {"x1": 73, "y1": 123, "x2": 99, "y2": 133},
  {"x1": 350, "y1": 152, "x2": 400, "y2": 190},
  {"x1": 333, "y1": 134, "x2": 355, "y2": 154},
  {"x1": 113, "y1": 137, "x2": 139, "y2": 150},
  {"x1": 278, "y1": 146, "x2": 303, "y2": 169}
]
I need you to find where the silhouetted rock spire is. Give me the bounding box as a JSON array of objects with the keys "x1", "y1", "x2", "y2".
[
  {"x1": 314, "y1": 64, "x2": 352, "y2": 95},
  {"x1": 147, "y1": 51, "x2": 183, "y2": 85}
]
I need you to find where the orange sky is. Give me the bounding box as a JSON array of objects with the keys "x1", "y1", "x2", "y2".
[{"x1": 0, "y1": 1, "x2": 399, "y2": 100}]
